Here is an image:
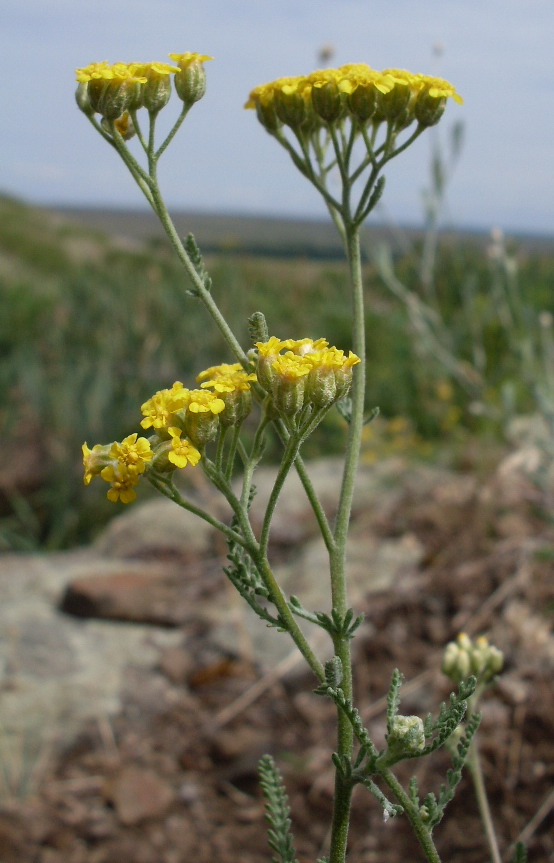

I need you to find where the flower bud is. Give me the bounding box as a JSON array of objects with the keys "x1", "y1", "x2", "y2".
[
  {"x1": 75, "y1": 82, "x2": 94, "y2": 116},
  {"x1": 169, "y1": 54, "x2": 213, "y2": 103},
  {"x1": 102, "y1": 111, "x2": 136, "y2": 140},
  {"x1": 255, "y1": 100, "x2": 282, "y2": 133},
  {"x1": 86, "y1": 78, "x2": 108, "y2": 113},
  {"x1": 346, "y1": 84, "x2": 377, "y2": 123},
  {"x1": 98, "y1": 80, "x2": 137, "y2": 121},
  {"x1": 149, "y1": 440, "x2": 175, "y2": 473},
  {"x1": 374, "y1": 82, "x2": 412, "y2": 124},
  {"x1": 219, "y1": 388, "x2": 253, "y2": 427},
  {"x1": 82, "y1": 442, "x2": 112, "y2": 485},
  {"x1": 414, "y1": 92, "x2": 446, "y2": 127},
  {"x1": 270, "y1": 353, "x2": 311, "y2": 416},
  {"x1": 274, "y1": 85, "x2": 309, "y2": 128},
  {"x1": 255, "y1": 337, "x2": 288, "y2": 392},
  {"x1": 183, "y1": 410, "x2": 219, "y2": 447},
  {"x1": 143, "y1": 75, "x2": 172, "y2": 113},
  {"x1": 311, "y1": 80, "x2": 343, "y2": 123},
  {"x1": 442, "y1": 638, "x2": 471, "y2": 683},
  {"x1": 442, "y1": 632, "x2": 504, "y2": 685},
  {"x1": 387, "y1": 715, "x2": 426, "y2": 756},
  {"x1": 305, "y1": 348, "x2": 359, "y2": 409}
]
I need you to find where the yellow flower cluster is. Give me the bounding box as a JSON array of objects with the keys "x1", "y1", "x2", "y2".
[
  {"x1": 82, "y1": 339, "x2": 358, "y2": 503},
  {"x1": 82, "y1": 434, "x2": 153, "y2": 503},
  {"x1": 82, "y1": 361, "x2": 258, "y2": 503},
  {"x1": 246, "y1": 63, "x2": 462, "y2": 131},
  {"x1": 442, "y1": 633, "x2": 504, "y2": 684},
  {"x1": 255, "y1": 337, "x2": 360, "y2": 414},
  {"x1": 75, "y1": 53, "x2": 213, "y2": 121}
]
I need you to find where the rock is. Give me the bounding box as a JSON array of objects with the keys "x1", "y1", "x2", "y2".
[
  {"x1": 0, "y1": 552, "x2": 182, "y2": 753},
  {"x1": 159, "y1": 646, "x2": 194, "y2": 684},
  {"x1": 206, "y1": 530, "x2": 424, "y2": 669},
  {"x1": 60, "y1": 564, "x2": 200, "y2": 627},
  {"x1": 94, "y1": 498, "x2": 216, "y2": 562},
  {"x1": 107, "y1": 766, "x2": 174, "y2": 825}
]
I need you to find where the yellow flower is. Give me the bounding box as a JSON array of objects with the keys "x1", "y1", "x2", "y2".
[
  {"x1": 186, "y1": 388, "x2": 226, "y2": 415},
  {"x1": 140, "y1": 382, "x2": 189, "y2": 430},
  {"x1": 271, "y1": 353, "x2": 312, "y2": 380},
  {"x1": 255, "y1": 336, "x2": 290, "y2": 357},
  {"x1": 166, "y1": 427, "x2": 202, "y2": 469},
  {"x1": 82, "y1": 442, "x2": 111, "y2": 485},
  {"x1": 75, "y1": 61, "x2": 147, "y2": 84},
  {"x1": 129, "y1": 61, "x2": 179, "y2": 77},
  {"x1": 197, "y1": 362, "x2": 257, "y2": 393},
  {"x1": 168, "y1": 52, "x2": 214, "y2": 63},
  {"x1": 285, "y1": 337, "x2": 329, "y2": 356},
  {"x1": 246, "y1": 63, "x2": 462, "y2": 130},
  {"x1": 100, "y1": 463, "x2": 140, "y2": 504},
  {"x1": 304, "y1": 348, "x2": 360, "y2": 407},
  {"x1": 109, "y1": 433, "x2": 153, "y2": 476},
  {"x1": 168, "y1": 52, "x2": 214, "y2": 104}
]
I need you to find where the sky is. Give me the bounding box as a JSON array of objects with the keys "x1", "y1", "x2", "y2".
[{"x1": 2, "y1": 0, "x2": 554, "y2": 235}]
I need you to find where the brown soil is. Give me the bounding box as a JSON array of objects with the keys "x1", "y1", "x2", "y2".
[{"x1": 1, "y1": 462, "x2": 553, "y2": 863}]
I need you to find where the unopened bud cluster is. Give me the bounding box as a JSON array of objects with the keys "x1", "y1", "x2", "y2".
[
  {"x1": 75, "y1": 52, "x2": 213, "y2": 131},
  {"x1": 387, "y1": 714, "x2": 426, "y2": 756},
  {"x1": 82, "y1": 362, "x2": 255, "y2": 503},
  {"x1": 442, "y1": 633, "x2": 504, "y2": 684},
  {"x1": 254, "y1": 337, "x2": 360, "y2": 418},
  {"x1": 246, "y1": 63, "x2": 462, "y2": 135}
]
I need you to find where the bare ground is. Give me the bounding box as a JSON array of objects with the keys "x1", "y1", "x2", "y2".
[{"x1": 1, "y1": 451, "x2": 553, "y2": 863}]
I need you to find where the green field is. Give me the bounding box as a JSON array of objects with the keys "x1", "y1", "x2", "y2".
[{"x1": 1, "y1": 193, "x2": 553, "y2": 549}]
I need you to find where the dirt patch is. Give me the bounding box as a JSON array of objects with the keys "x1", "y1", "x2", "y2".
[{"x1": 1, "y1": 458, "x2": 553, "y2": 863}]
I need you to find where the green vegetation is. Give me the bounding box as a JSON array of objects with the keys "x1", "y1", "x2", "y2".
[{"x1": 1, "y1": 193, "x2": 553, "y2": 549}]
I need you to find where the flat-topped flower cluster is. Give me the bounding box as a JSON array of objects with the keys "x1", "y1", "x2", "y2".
[
  {"x1": 246, "y1": 63, "x2": 462, "y2": 131},
  {"x1": 75, "y1": 53, "x2": 213, "y2": 120},
  {"x1": 82, "y1": 339, "x2": 359, "y2": 502}
]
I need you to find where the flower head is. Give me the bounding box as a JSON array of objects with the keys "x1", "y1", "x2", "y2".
[
  {"x1": 82, "y1": 442, "x2": 111, "y2": 485},
  {"x1": 186, "y1": 388, "x2": 226, "y2": 415},
  {"x1": 196, "y1": 364, "x2": 256, "y2": 427},
  {"x1": 75, "y1": 61, "x2": 148, "y2": 120},
  {"x1": 100, "y1": 463, "x2": 140, "y2": 504},
  {"x1": 140, "y1": 382, "x2": 189, "y2": 430},
  {"x1": 168, "y1": 52, "x2": 213, "y2": 104},
  {"x1": 75, "y1": 61, "x2": 147, "y2": 85},
  {"x1": 167, "y1": 427, "x2": 202, "y2": 469},
  {"x1": 246, "y1": 63, "x2": 462, "y2": 132},
  {"x1": 108, "y1": 433, "x2": 153, "y2": 476},
  {"x1": 197, "y1": 362, "x2": 256, "y2": 393},
  {"x1": 168, "y1": 52, "x2": 214, "y2": 64},
  {"x1": 442, "y1": 632, "x2": 504, "y2": 684}
]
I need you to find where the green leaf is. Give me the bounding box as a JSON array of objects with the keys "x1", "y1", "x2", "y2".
[{"x1": 258, "y1": 755, "x2": 299, "y2": 863}]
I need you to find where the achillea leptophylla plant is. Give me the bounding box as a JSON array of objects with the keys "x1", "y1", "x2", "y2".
[{"x1": 76, "y1": 56, "x2": 523, "y2": 863}]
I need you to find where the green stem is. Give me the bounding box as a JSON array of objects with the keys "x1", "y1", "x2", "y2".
[
  {"x1": 379, "y1": 767, "x2": 443, "y2": 863},
  {"x1": 200, "y1": 461, "x2": 325, "y2": 682},
  {"x1": 259, "y1": 433, "x2": 299, "y2": 558},
  {"x1": 107, "y1": 122, "x2": 156, "y2": 207},
  {"x1": 156, "y1": 102, "x2": 191, "y2": 159},
  {"x1": 215, "y1": 426, "x2": 227, "y2": 474},
  {"x1": 255, "y1": 554, "x2": 325, "y2": 682},
  {"x1": 467, "y1": 738, "x2": 502, "y2": 863},
  {"x1": 327, "y1": 225, "x2": 366, "y2": 863},
  {"x1": 129, "y1": 109, "x2": 149, "y2": 153},
  {"x1": 224, "y1": 423, "x2": 242, "y2": 482},
  {"x1": 292, "y1": 452, "x2": 335, "y2": 553}
]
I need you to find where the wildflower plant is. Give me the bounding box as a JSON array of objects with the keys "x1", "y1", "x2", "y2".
[{"x1": 75, "y1": 55, "x2": 515, "y2": 862}]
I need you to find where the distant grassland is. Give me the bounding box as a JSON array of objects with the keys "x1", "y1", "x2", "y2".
[
  {"x1": 1, "y1": 193, "x2": 553, "y2": 548},
  {"x1": 45, "y1": 204, "x2": 554, "y2": 259}
]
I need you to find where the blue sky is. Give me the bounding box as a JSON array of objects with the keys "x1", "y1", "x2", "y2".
[{"x1": 2, "y1": 0, "x2": 553, "y2": 234}]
